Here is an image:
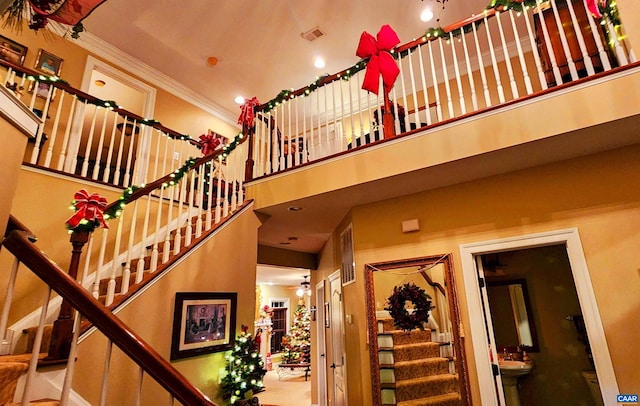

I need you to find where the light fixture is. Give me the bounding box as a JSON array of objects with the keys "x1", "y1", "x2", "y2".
[
  {"x1": 234, "y1": 96, "x2": 245, "y2": 105},
  {"x1": 314, "y1": 56, "x2": 326, "y2": 69},
  {"x1": 420, "y1": 7, "x2": 434, "y2": 22},
  {"x1": 296, "y1": 275, "x2": 311, "y2": 297},
  {"x1": 94, "y1": 79, "x2": 106, "y2": 87},
  {"x1": 288, "y1": 206, "x2": 304, "y2": 212},
  {"x1": 206, "y1": 56, "x2": 219, "y2": 67}
]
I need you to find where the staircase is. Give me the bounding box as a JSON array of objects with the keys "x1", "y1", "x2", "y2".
[{"x1": 377, "y1": 318, "x2": 462, "y2": 406}]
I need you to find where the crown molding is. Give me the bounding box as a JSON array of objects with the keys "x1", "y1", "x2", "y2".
[{"x1": 70, "y1": 32, "x2": 238, "y2": 126}]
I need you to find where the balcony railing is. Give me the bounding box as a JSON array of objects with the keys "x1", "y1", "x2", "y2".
[{"x1": 247, "y1": 0, "x2": 635, "y2": 180}]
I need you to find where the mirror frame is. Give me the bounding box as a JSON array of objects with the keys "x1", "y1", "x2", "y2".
[
  {"x1": 486, "y1": 277, "x2": 540, "y2": 352},
  {"x1": 364, "y1": 254, "x2": 471, "y2": 406}
]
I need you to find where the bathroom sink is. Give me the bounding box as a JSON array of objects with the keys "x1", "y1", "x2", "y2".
[{"x1": 499, "y1": 360, "x2": 533, "y2": 376}]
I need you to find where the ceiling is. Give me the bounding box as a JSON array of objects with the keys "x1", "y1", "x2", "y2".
[{"x1": 83, "y1": 0, "x2": 490, "y2": 120}]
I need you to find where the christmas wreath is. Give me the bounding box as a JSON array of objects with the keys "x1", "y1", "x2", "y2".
[{"x1": 385, "y1": 282, "x2": 433, "y2": 332}]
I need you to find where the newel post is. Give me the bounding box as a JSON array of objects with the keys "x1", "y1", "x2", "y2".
[
  {"x1": 244, "y1": 123, "x2": 256, "y2": 182},
  {"x1": 382, "y1": 85, "x2": 396, "y2": 140},
  {"x1": 46, "y1": 230, "x2": 90, "y2": 360}
]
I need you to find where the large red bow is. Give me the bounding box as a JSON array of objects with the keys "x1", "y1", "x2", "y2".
[
  {"x1": 199, "y1": 132, "x2": 223, "y2": 155},
  {"x1": 585, "y1": 0, "x2": 606, "y2": 18},
  {"x1": 66, "y1": 189, "x2": 108, "y2": 230},
  {"x1": 237, "y1": 97, "x2": 260, "y2": 127},
  {"x1": 28, "y1": 0, "x2": 107, "y2": 25},
  {"x1": 356, "y1": 25, "x2": 401, "y2": 95}
]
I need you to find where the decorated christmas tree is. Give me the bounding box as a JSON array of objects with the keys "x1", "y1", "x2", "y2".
[
  {"x1": 221, "y1": 325, "x2": 267, "y2": 405},
  {"x1": 281, "y1": 300, "x2": 311, "y2": 364}
]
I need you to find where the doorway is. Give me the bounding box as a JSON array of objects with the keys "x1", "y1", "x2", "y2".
[
  {"x1": 459, "y1": 228, "x2": 618, "y2": 405},
  {"x1": 328, "y1": 270, "x2": 347, "y2": 406}
]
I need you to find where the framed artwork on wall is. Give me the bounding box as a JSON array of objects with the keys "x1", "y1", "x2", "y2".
[
  {"x1": 0, "y1": 35, "x2": 28, "y2": 66},
  {"x1": 170, "y1": 292, "x2": 237, "y2": 360},
  {"x1": 34, "y1": 49, "x2": 63, "y2": 76}
]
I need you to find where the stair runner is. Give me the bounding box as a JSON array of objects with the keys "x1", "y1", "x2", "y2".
[{"x1": 378, "y1": 318, "x2": 462, "y2": 406}]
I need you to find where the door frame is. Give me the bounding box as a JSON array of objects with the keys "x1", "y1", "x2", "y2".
[
  {"x1": 328, "y1": 269, "x2": 348, "y2": 406},
  {"x1": 316, "y1": 280, "x2": 328, "y2": 406},
  {"x1": 459, "y1": 228, "x2": 618, "y2": 405}
]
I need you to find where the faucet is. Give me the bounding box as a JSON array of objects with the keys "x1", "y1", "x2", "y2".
[{"x1": 503, "y1": 348, "x2": 513, "y2": 361}]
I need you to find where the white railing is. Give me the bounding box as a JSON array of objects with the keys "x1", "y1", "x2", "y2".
[
  {"x1": 1, "y1": 61, "x2": 205, "y2": 189},
  {"x1": 249, "y1": 0, "x2": 635, "y2": 179}
]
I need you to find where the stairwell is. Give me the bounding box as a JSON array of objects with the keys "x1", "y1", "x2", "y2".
[{"x1": 377, "y1": 318, "x2": 462, "y2": 406}]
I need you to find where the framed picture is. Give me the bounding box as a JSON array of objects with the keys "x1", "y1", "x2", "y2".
[
  {"x1": 28, "y1": 81, "x2": 54, "y2": 100},
  {"x1": 34, "y1": 49, "x2": 63, "y2": 76},
  {"x1": 324, "y1": 302, "x2": 330, "y2": 328},
  {"x1": 170, "y1": 292, "x2": 237, "y2": 360},
  {"x1": 0, "y1": 35, "x2": 28, "y2": 66}
]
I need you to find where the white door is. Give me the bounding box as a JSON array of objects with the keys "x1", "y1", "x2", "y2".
[
  {"x1": 329, "y1": 270, "x2": 347, "y2": 406},
  {"x1": 316, "y1": 281, "x2": 328, "y2": 406}
]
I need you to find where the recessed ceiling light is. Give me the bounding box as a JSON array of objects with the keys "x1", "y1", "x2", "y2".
[
  {"x1": 314, "y1": 56, "x2": 326, "y2": 69},
  {"x1": 420, "y1": 8, "x2": 434, "y2": 22},
  {"x1": 288, "y1": 206, "x2": 304, "y2": 212},
  {"x1": 234, "y1": 96, "x2": 245, "y2": 105},
  {"x1": 206, "y1": 56, "x2": 218, "y2": 67}
]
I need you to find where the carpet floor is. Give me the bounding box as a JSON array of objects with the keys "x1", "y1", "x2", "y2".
[{"x1": 255, "y1": 364, "x2": 311, "y2": 406}]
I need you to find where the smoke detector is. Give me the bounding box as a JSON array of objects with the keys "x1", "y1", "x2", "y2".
[{"x1": 301, "y1": 26, "x2": 325, "y2": 42}]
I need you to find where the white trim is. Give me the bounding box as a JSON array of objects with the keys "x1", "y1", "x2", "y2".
[
  {"x1": 81, "y1": 55, "x2": 157, "y2": 120},
  {"x1": 270, "y1": 297, "x2": 291, "y2": 335},
  {"x1": 315, "y1": 280, "x2": 328, "y2": 406},
  {"x1": 459, "y1": 228, "x2": 619, "y2": 406},
  {"x1": 70, "y1": 32, "x2": 238, "y2": 126}
]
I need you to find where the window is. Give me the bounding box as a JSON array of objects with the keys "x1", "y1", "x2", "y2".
[{"x1": 340, "y1": 224, "x2": 355, "y2": 285}]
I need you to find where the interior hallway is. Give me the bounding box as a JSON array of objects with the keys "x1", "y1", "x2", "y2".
[{"x1": 256, "y1": 363, "x2": 312, "y2": 406}]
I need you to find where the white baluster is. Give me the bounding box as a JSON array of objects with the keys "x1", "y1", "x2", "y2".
[
  {"x1": 397, "y1": 52, "x2": 411, "y2": 132},
  {"x1": 102, "y1": 113, "x2": 119, "y2": 183},
  {"x1": 417, "y1": 42, "x2": 433, "y2": 125},
  {"x1": 92, "y1": 107, "x2": 111, "y2": 180},
  {"x1": 287, "y1": 98, "x2": 293, "y2": 168},
  {"x1": 521, "y1": 4, "x2": 549, "y2": 90},
  {"x1": 151, "y1": 133, "x2": 170, "y2": 272},
  {"x1": 113, "y1": 116, "x2": 129, "y2": 186},
  {"x1": 215, "y1": 156, "x2": 223, "y2": 224},
  {"x1": 508, "y1": 9, "x2": 534, "y2": 94},
  {"x1": 137, "y1": 193, "x2": 153, "y2": 283},
  {"x1": 99, "y1": 340, "x2": 113, "y2": 406},
  {"x1": 356, "y1": 71, "x2": 364, "y2": 139},
  {"x1": 565, "y1": 0, "x2": 595, "y2": 76},
  {"x1": 106, "y1": 213, "x2": 125, "y2": 306},
  {"x1": 427, "y1": 40, "x2": 444, "y2": 122},
  {"x1": 471, "y1": 21, "x2": 493, "y2": 107},
  {"x1": 81, "y1": 105, "x2": 100, "y2": 177},
  {"x1": 92, "y1": 228, "x2": 109, "y2": 299},
  {"x1": 122, "y1": 200, "x2": 140, "y2": 294},
  {"x1": 582, "y1": 0, "x2": 611, "y2": 71},
  {"x1": 43, "y1": 90, "x2": 65, "y2": 167},
  {"x1": 550, "y1": 0, "x2": 579, "y2": 80},
  {"x1": 460, "y1": 28, "x2": 479, "y2": 110},
  {"x1": 438, "y1": 38, "x2": 455, "y2": 119},
  {"x1": 29, "y1": 83, "x2": 54, "y2": 164},
  {"x1": 0, "y1": 258, "x2": 20, "y2": 352},
  {"x1": 173, "y1": 176, "x2": 186, "y2": 256},
  {"x1": 448, "y1": 33, "x2": 467, "y2": 115},
  {"x1": 185, "y1": 170, "x2": 195, "y2": 247},
  {"x1": 20, "y1": 288, "x2": 51, "y2": 406},
  {"x1": 347, "y1": 74, "x2": 356, "y2": 145},
  {"x1": 495, "y1": 11, "x2": 520, "y2": 99},
  {"x1": 162, "y1": 140, "x2": 178, "y2": 264},
  {"x1": 123, "y1": 119, "x2": 138, "y2": 187},
  {"x1": 195, "y1": 165, "x2": 205, "y2": 238},
  {"x1": 535, "y1": 0, "x2": 563, "y2": 86},
  {"x1": 295, "y1": 96, "x2": 301, "y2": 165},
  {"x1": 605, "y1": 18, "x2": 629, "y2": 65},
  {"x1": 205, "y1": 161, "x2": 215, "y2": 231},
  {"x1": 484, "y1": 15, "x2": 506, "y2": 103},
  {"x1": 302, "y1": 92, "x2": 309, "y2": 161}
]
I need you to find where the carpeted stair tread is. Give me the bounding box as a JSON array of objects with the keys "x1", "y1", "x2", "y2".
[
  {"x1": 396, "y1": 392, "x2": 462, "y2": 406},
  {"x1": 0, "y1": 361, "x2": 29, "y2": 404},
  {"x1": 394, "y1": 358, "x2": 450, "y2": 381},
  {"x1": 6, "y1": 400, "x2": 60, "y2": 405},
  {"x1": 98, "y1": 271, "x2": 150, "y2": 295},
  {"x1": 379, "y1": 329, "x2": 432, "y2": 345},
  {"x1": 395, "y1": 374, "x2": 460, "y2": 402},
  {"x1": 388, "y1": 341, "x2": 441, "y2": 362}
]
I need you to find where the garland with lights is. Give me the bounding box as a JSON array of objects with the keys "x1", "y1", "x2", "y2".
[
  {"x1": 385, "y1": 282, "x2": 434, "y2": 332},
  {"x1": 65, "y1": 189, "x2": 109, "y2": 232},
  {"x1": 221, "y1": 325, "x2": 266, "y2": 405}
]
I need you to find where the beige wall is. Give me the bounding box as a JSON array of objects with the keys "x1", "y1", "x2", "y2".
[
  {"x1": 308, "y1": 145, "x2": 640, "y2": 405},
  {"x1": 73, "y1": 205, "x2": 261, "y2": 404},
  {"x1": 0, "y1": 26, "x2": 239, "y2": 141}
]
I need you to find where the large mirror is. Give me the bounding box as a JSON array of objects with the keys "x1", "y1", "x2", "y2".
[
  {"x1": 486, "y1": 278, "x2": 539, "y2": 352},
  {"x1": 365, "y1": 254, "x2": 470, "y2": 406}
]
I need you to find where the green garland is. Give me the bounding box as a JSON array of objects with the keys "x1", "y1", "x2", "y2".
[{"x1": 385, "y1": 283, "x2": 434, "y2": 332}]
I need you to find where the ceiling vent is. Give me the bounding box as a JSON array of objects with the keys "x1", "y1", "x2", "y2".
[{"x1": 301, "y1": 26, "x2": 325, "y2": 42}]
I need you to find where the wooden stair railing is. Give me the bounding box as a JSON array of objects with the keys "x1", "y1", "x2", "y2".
[{"x1": 2, "y1": 221, "x2": 217, "y2": 406}]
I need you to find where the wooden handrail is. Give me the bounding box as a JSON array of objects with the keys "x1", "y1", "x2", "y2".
[
  {"x1": 419, "y1": 270, "x2": 446, "y2": 297},
  {"x1": 2, "y1": 228, "x2": 217, "y2": 406},
  {"x1": 6, "y1": 215, "x2": 36, "y2": 242},
  {"x1": 0, "y1": 59, "x2": 200, "y2": 145}
]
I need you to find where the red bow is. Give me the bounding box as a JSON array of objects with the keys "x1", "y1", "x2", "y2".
[
  {"x1": 199, "y1": 132, "x2": 223, "y2": 155},
  {"x1": 66, "y1": 189, "x2": 108, "y2": 230},
  {"x1": 585, "y1": 0, "x2": 605, "y2": 18},
  {"x1": 28, "y1": 0, "x2": 107, "y2": 25},
  {"x1": 356, "y1": 25, "x2": 401, "y2": 95},
  {"x1": 237, "y1": 97, "x2": 260, "y2": 127}
]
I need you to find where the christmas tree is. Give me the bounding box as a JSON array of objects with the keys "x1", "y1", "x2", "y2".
[
  {"x1": 221, "y1": 325, "x2": 267, "y2": 405},
  {"x1": 281, "y1": 300, "x2": 311, "y2": 364}
]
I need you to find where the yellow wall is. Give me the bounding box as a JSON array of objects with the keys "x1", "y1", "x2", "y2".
[
  {"x1": 73, "y1": 205, "x2": 261, "y2": 404},
  {"x1": 338, "y1": 145, "x2": 640, "y2": 404}
]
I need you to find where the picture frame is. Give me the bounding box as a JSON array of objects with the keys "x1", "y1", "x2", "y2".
[
  {"x1": 34, "y1": 49, "x2": 63, "y2": 76},
  {"x1": 28, "y1": 81, "x2": 54, "y2": 100},
  {"x1": 0, "y1": 35, "x2": 28, "y2": 66},
  {"x1": 170, "y1": 292, "x2": 237, "y2": 360},
  {"x1": 324, "y1": 302, "x2": 330, "y2": 328}
]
